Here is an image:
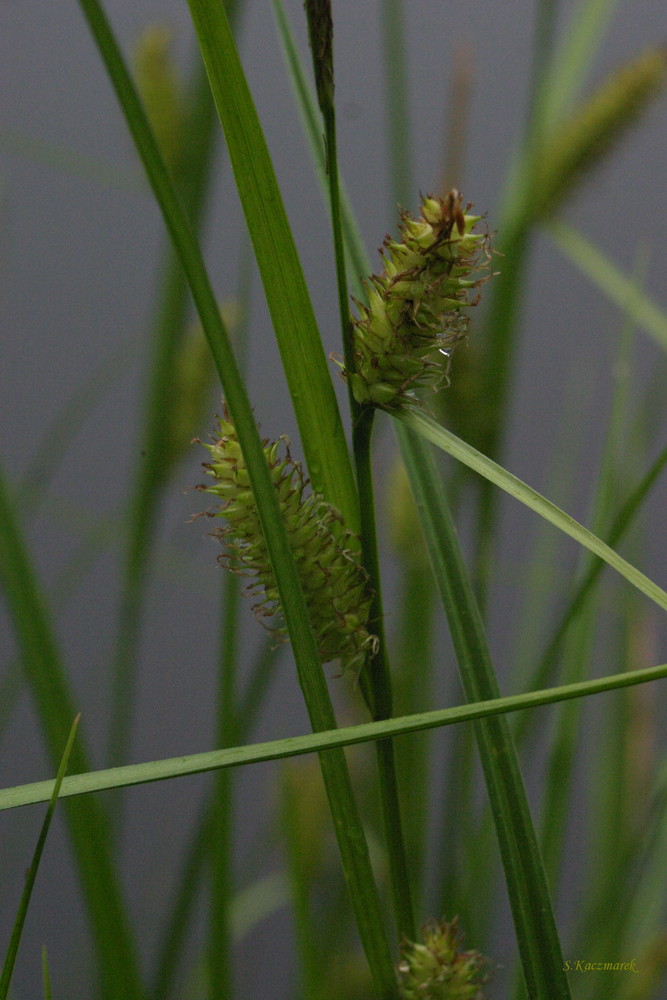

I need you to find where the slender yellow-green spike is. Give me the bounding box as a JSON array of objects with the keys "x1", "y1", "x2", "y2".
[
  {"x1": 133, "y1": 25, "x2": 184, "y2": 174},
  {"x1": 340, "y1": 190, "x2": 492, "y2": 409},
  {"x1": 196, "y1": 411, "x2": 378, "y2": 674},
  {"x1": 532, "y1": 46, "x2": 667, "y2": 220}
]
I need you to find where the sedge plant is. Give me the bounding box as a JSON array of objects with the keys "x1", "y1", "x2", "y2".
[{"x1": 1, "y1": 2, "x2": 666, "y2": 999}]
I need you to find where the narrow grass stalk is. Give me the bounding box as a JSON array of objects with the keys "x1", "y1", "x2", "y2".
[
  {"x1": 394, "y1": 422, "x2": 570, "y2": 998},
  {"x1": 187, "y1": 0, "x2": 359, "y2": 534},
  {"x1": 41, "y1": 948, "x2": 53, "y2": 1000},
  {"x1": 392, "y1": 569, "x2": 434, "y2": 907},
  {"x1": 538, "y1": 0, "x2": 623, "y2": 130},
  {"x1": 150, "y1": 800, "x2": 209, "y2": 1000},
  {"x1": 6, "y1": 661, "x2": 667, "y2": 812},
  {"x1": 397, "y1": 408, "x2": 667, "y2": 613},
  {"x1": 303, "y1": 0, "x2": 356, "y2": 415},
  {"x1": 271, "y1": 0, "x2": 368, "y2": 285},
  {"x1": 208, "y1": 573, "x2": 241, "y2": 999},
  {"x1": 0, "y1": 470, "x2": 143, "y2": 999},
  {"x1": 151, "y1": 639, "x2": 280, "y2": 1000},
  {"x1": 381, "y1": 0, "x2": 412, "y2": 208},
  {"x1": 0, "y1": 716, "x2": 80, "y2": 1000},
  {"x1": 0, "y1": 503, "x2": 120, "y2": 747},
  {"x1": 353, "y1": 409, "x2": 415, "y2": 940},
  {"x1": 515, "y1": 439, "x2": 667, "y2": 733},
  {"x1": 207, "y1": 225, "x2": 253, "y2": 1000},
  {"x1": 280, "y1": 766, "x2": 321, "y2": 999},
  {"x1": 548, "y1": 220, "x2": 667, "y2": 353},
  {"x1": 305, "y1": 0, "x2": 414, "y2": 942}
]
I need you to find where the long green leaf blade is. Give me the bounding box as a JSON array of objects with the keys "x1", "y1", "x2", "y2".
[
  {"x1": 0, "y1": 470, "x2": 143, "y2": 1000},
  {"x1": 548, "y1": 220, "x2": 667, "y2": 353},
  {"x1": 0, "y1": 716, "x2": 80, "y2": 1000},
  {"x1": 3, "y1": 661, "x2": 666, "y2": 812},
  {"x1": 396, "y1": 424, "x2": 570, "y2": 998},
  {"x1": 187, "y1": 0, "x2": 359, "y2": 534},
  {"x1": 397, "y1": 408, "x2": 667, "y2": 613}
]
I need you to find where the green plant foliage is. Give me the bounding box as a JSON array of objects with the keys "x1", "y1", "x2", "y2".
[{"x1": 2, "y1": 1, "x2": 666, "y2": 998}]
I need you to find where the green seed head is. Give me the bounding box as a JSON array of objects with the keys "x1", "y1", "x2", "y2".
[
  {"x1": 344, "y1": 191, "x2": 492, "y2": 409},
  {"x1": 196, "y1": 410, "x2": 377, "y2": 674},
  {"x1": 398, "y1": 918, "x2": 488, "y2": 999}
]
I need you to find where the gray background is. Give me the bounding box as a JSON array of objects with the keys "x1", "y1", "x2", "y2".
[{"x1": 1, "y1": 1, "x2": 666, "y2": 997}]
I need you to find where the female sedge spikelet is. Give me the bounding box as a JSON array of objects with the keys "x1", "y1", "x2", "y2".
[
  {"x1": 398, "y1": 917, "x2": 488, "y2": 999},
  {"x1": 343, "y1": 190, "x2": 491, "y2": 408},
  {"x1": 196, "y1": 411, "x2": 378, "y2": 673}
]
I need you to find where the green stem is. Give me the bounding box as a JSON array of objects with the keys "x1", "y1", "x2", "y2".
[
  {"x1": 151, "y1": 636, "x2": 281, "y2": 1000},
  {"x1": 396, "y1": 421, "x2": 570, "y2": 999},
  {"x1": 209, "y1": 571, "x2": 241, "y2": 999},
  {"x1": 393, "y1": 568, "x2": 434, "y2": 906},
  {"x1": 381, "y1": 0, "x2": 412, "y2": 208},
  {"x1": 305, "y1": 0, "x2": 414, "y2": 943},
  {"x1": 354, "y1": 408, "x2": 415, "y2": 941},
  {"x1": 322, "y1": 100, "x2": 360, "y2": 427},
  {"x1": 473, "y1": 0, "x2": 562, "y2": 601}
]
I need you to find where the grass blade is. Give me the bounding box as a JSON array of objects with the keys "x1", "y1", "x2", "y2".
[
  {"x1": 397, "y1": 408, "x2": 667, "y2": 613},
  {"x1": 187, "y1": 0, "x2": 359, "y2": 533},
  {"x1": 0, "y1": 716, "x2": 80, "y2": 1000},
  {"x1": 0, "y1": 468, "x2": 143, "y2": 999},
  {"x1": 301, "y1": 0, "x2": 414, "y2": 941},
  {"x1": 4, "y1": 661, "x2": 667, "y2": 811},
  {"x1": 538, "y1": 0, "x2": 621, "y2": 130},
  {"x1": 548, "y1": 220, "x2": 667, "y2": 354},
  {"x1": 395, "y1": 423, "x2": 570, "y2": 998},
  {"x1": 515, "y1": 440, "x2": 667, "y2": 722}
]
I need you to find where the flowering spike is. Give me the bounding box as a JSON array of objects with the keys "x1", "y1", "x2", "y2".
[
  {"x1": 196, "y1": 410, "x2": 378, "y2": 674},
  {"x1": 133, "y1": 25, "x2": 185, "y2": 174},
  {"x1": 397, "y1": 917, "x2": 489, "y2": 999},
  {"x1": 344, "y1": 191, "x2": 492, "y2": 408}
]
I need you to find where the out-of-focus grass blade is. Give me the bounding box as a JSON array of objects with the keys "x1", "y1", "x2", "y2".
[
  {"x1": 538, "y1": 0, "x2": 621, "y2": 130},
  {"x1": 0, "y1": 715, "x2": 80, "y2": 1000},
  {"x1": 107, "y1": 50, "x2": 222, "y2": 772},
  {"x1": 532, "y1": 47, "x2": 667, "y2": 221},
  {"x1": 41, "y1": 947, "x2": 53, "y2": 1000},
  {"x1": 0, "y1": 126, "x2": 142, "y2": 193},
  {"x1": 548, "y1": 220, "x2": 667, "y2": 354},
  {"x1": 396, "y1": 408, "x2": 667, "y2": 613},
  {"x1": 187, "y1": 0, "x2": 359, "y2": 534},
  {"x1": 19, "y1": 337, "x2": 138, "y2": 519},
  {"x1": 4, "y1": 661, "x2": 667, "y2": 811},
  {"x1": 0, "y1": 467, "x2": 143, "y2": 999}
]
